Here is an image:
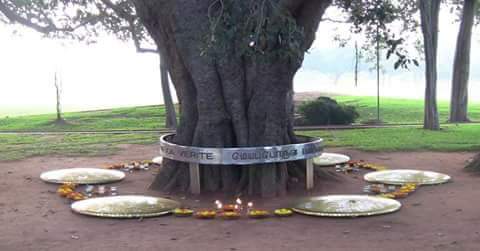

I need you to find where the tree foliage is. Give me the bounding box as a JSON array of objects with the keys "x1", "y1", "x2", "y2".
[
  {"x1": 0, "y1": 0, "x2": 155, "y2": 52},
  {"x1": 204, "y1": 0, "x2": 306, "y2": 64},
  {"x1": 331, "y1": 0, "x2": 421, "y2": 70},
  {"x1": 0, "y1": 0, "x2": 427, "y2": 68},
  {"x1": 448, "y1": 0, "x2": 480, "y2": 22}
]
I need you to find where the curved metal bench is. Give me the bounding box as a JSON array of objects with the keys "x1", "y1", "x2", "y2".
[{"x1": 159, "y1": 134, "x2": 323, "y2": 194}]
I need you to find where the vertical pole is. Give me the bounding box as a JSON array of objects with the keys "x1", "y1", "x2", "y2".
[
  {"x1": 376, "y1": 22, "x2": 381, "y2": 123},
  {"x1": 306, "y1": 158, "x2": 314, "y2": 190},
  {"x1": 189, "y1": 163, "x2": 201, "y2": 195},
  {"x1": 355, "y1": 41, "x2": 359, "y2": 87}
]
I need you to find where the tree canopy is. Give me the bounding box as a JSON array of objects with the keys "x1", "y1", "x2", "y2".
[{"x1": 0, "y1": 0, "x2": 423, "y2": 66}]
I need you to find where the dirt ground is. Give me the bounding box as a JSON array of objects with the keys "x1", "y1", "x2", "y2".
[{"x1": 1, "y1": 145, "x2": 479, "y2": 251}]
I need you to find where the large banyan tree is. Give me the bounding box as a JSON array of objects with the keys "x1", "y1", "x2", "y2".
[
  {"x1": 141, "y1": 0, "x2": 422, "y2": 196},
  {"x1": 0, "y1": 0, "x2": 425, "y2": 196},
  {"x1": 134, "y1": 0, "x2": 332, "y2": 197}
]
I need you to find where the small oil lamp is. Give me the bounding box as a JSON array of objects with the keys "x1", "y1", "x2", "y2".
[
  {"x1": 219, "y1": 211, "x2": 241, "y2": 220},
  {"x1": 173, "y1": 208, "x2": 194, "y2": 217},
  {"x1": 245, "y1": 201, "x2": 270, "y2": 218},
  {"x1": 247, "y1": 202, "x2": 253, "y2": 213},
  {"x1": 223, "y1": 204, "x2": 237, "y2": 211},
  {"x1": 215, "y1": 200, "x2": 223, "y2": 211},
  {"x1": 274, "y1": 208, "x2": 293, "y2": 217},
  {"x1": 247, "y1": 209, "x2": 270, "y2": 219},
  {"x1": 194, "y1": 209, "x2": 217, "y2": 219}
]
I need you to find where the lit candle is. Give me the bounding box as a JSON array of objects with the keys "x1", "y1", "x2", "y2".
[
  {"x1": 214, "y1": 200, "x2": 223, "y2": 211},
  {"x1": 236, "y1": 198, "x2": 243, "y2": 211}
]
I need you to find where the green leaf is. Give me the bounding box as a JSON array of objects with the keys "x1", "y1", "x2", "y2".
[{"x1": 394, "y1": 60, "x2": 401, "y2": 70}]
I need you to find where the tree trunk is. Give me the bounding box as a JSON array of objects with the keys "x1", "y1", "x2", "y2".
[
  {"x1": 54, "y1": 72, "x2": 65, "y2": 124},
  {"x1": 133, "y1": 0, "x2": 331, "y2": 197},
  {"x1": 450, "y1": 0, "x2": 476, "y2": 123},
  {"x1": 354, "y1": 41, "x2": 359, "y2": 87},
  {"x1": 160, "y1": 53, "x2": 178, "y2": 129},
  {"x1": 419, "y1": 0, "x2": 441, "y2": 130},
  {"x1": 466, "y1": 153, "x2": 480, "y2": 170}
]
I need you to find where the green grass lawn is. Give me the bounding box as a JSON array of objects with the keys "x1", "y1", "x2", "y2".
[
  {"x1": 300, "y1": 124, "x2": 480, "y2": 152},
  {"x1": 1, "y1": 96, "x2": 479, "y2": 132},
  {"x1": 335, "y1": 96, "x2": 480, "y2": 124},
  {"x1": 0, "y1": 96, "x2": 480, "y2": 131},
  {"x1": 1, "y1": 124, "x2": 478, "y2": 161},
  {"x1": 0, "y1": 133, "x2": 159, "y2": 161},
  {"x1": 0, "y1": 105, "x2": 169, "y2": 132},
  {"x1": 1, "y1": 96, "x2": 479, "y2": 161}
]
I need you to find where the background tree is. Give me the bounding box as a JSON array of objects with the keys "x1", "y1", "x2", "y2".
[
  {"x1": 99, "y1": 0, "x2": 177, "y2": 128},
  {"x1": 0, "y1": 0, "x2": 177, "y2": 129},
  {"x1": 332, "y1": 0, "x2": 420, "y2": 123},
  {"x1": 454, "y1": 0, "x2": 480, "y2": 172},
  {"x1": 335, "y1": 0, "x2": 420, "y2": 69},
  {"x1": 419, "y1": 0, "x2": 441, "y2": 130},
  {"x1": 159, "y1": 53, "x2": 177, "y2": 129},
  {"x1": 53, "y1": 72, "x2": 66, "y2": 124},
  {"x1": 449, "y1": 0, "x2": 479, "y2": 122},
  {"x1": 333, "y1": 0, "x2": 445, "y2": 130}
]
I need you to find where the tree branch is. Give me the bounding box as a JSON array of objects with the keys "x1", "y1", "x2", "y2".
[
  {"x1": 0, "y1": 0, "x2": 101, "y2": 34},
  {"x1": 295, "y1": 0, "x2": 333, "y2": 50},
  {"x1": 132, "y1": 34, "x2": 158, "y2": 53},
  {"x1": 100, "y1": 0, "x2": 135, "y2": 21},
  {"x1": 321, "y1": 17, "x2": 349, "y2": 23},
  {"x1": 0, "y1": 0, "x2": 156, "y2": 53},
  {"x1": 0, "y1": 1, "x2": 58, "y2": 33},
  {"x1": 100, "y1": 0, "x2": 158, "y2": 53}
]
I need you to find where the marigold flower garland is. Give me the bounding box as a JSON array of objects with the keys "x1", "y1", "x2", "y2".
[{"x1": 57, "y1": 183, "x2": 86, "y2": 201}]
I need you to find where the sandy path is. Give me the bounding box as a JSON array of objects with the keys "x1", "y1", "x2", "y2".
[{"x1": 0, "y1": 145, "x2": 478, "y2": 251}]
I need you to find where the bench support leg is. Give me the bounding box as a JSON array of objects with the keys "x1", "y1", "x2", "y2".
[
  {"x1": 189, "y1": 163, "x2": 201, "y2": 195},
  {"x1": 306, "y1": 158, "x2": 314, "y2": 190}
]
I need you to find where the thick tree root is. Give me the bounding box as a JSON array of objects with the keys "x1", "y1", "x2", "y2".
[
  {"x1": 466, "y1": 153, "x2": 480, "y2": 171},
  {"x1": 150, "y1": 160, "x2": 307, "y2": 197}
]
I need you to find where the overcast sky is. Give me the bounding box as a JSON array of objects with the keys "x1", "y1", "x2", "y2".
[{"x1": 1, "y1": 7, "x2": 479, "y2": 116}]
